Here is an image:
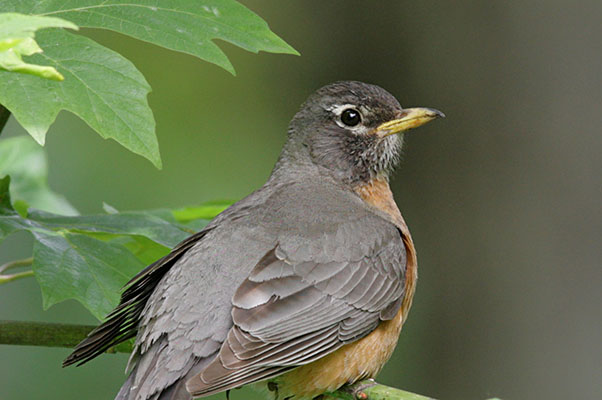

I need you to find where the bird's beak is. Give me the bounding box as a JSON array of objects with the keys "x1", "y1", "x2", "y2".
[{"x1": 375, "y1": 107, "x2": 445, "y2": 137}]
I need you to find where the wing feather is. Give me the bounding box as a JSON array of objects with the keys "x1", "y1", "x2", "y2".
[{"x1": 187, "y1": 221, "x2": 406, "y2": 396}]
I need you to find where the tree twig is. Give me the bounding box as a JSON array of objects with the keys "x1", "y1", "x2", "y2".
[
  {"x1": 328, "y1": 379, "x2": 433, "y2": 400},
  {"x1": 0, "y1": 320, "x2": 132, "y2": 353},
  {"x1": 0, "y1": 257, "x2": 35, "y2": 284},
  {"x1": 0, "y1": 321, "x2": 442, "y2": 399},
  {"x1": 0, "y1": 270, "x2": 34, "y2": 284},
  {"x1": 0, "y1": 257, "x2": 33, "y2": 274},
  {"x1": 0, "y1": 104, "x2": 10, "y2": 135}
]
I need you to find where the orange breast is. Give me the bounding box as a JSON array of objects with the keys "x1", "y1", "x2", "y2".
[
  {"x1": 269, "y1": 178, "x2": 418, "y2": 399},
  {"x1": 354, "y1": 177, "x2": 418, "y2": 329}
]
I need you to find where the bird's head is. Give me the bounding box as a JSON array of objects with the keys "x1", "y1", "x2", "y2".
[{"x1": 278, "y1": 81, "x2": 444, "y2": 185}]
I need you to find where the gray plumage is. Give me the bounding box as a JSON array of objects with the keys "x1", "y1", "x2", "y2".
[{"x1": 64, "y1": 81, "x2": 412, "y2": 400}]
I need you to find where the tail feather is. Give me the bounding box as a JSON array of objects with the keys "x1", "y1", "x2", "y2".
[
  {"x1": 155, "y1": 358, "x2": 212, "y2": 400},
  {"x1": 115, "y1": 370, "x2": 137, "y2": 400}
]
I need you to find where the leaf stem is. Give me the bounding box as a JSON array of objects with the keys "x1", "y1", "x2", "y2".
[
  {"x1": 0, "y1": 257, "x2": 34, "y2": 274},
  {"x1": 0, "y1": 270, "x2": 34, "y2": 284},
  {"x1": 0, "y1": 104, "x2": 10, "y2": 135}
]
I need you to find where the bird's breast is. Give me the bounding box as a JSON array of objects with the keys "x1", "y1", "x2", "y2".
[
  {"x1": 353, "y1": 177, "x2": 418, "y2": 327},
  {"x1": 264, "y1": 178, "x2": 418, "y2": 400},
  {"x1": 352, "y1": 177, "x2": 405, "y2": 227}
]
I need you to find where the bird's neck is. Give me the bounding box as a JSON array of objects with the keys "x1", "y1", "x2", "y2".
[{"x1": 353, "y1": 177, "x2": 406, "y2": 229}]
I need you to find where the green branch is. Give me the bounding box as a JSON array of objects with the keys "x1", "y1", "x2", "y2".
[
  {"x1": 0, "y1": 257, "x2": 35, "y2": 285},
  {"x1": 0, "y1": 269, "x2": 33, "y2": 284},
  {"x1": 0, "y1": 320, "x2": 132, "y2": 353},
  {"x1": 0, "y1": 257, "x2": 33, "y2": 273},
  {"x1": 328, "y1": 379, "x2": 433, "y2": 400},
  {"x1": 0, "y1": 320, "x2": 435, "y2": 399}
]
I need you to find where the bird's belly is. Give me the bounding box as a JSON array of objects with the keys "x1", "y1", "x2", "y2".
[{"x1": 268, "y1": 306, "x2": 404, "y2": 400}]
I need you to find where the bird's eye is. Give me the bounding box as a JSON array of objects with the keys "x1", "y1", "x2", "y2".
[{"x1": 340, "y1": 108, "x2": 361, "y2": 127}]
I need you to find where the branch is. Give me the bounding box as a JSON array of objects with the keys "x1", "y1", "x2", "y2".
[
  {"x1": 0, "y1": 257, "x2": 34, "y2": 273},
  {"x1": 0, "y1": 320, "x2": 132, "y2": 353},
  {"x1": 0, "y1": 270, "x2": 34, "y2": 284},
  {"x1": 0, "y1": 321, "x2": 437, "y2": 399},
  {"x1": 0, "y1": 257, "x2": 35, "y2": 285},
  {"x1": 0, "y1": 104, "x2": 10, "y2": 135},
  {"x1": 328, "y1": 379, "x2": 433, "y2": 400}
]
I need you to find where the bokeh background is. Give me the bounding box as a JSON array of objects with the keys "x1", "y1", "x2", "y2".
[{"x1": 1, "y1": 1, "x2": 601, "y2": 399}]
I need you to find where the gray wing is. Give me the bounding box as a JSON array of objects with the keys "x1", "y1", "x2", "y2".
[
  {"x1": 187, "y1": 217, "x2": 406, "y2": 396},
  {"x1": 107, "y1": 184, "x2": 281, "y2": 400},
  {"x1": 119, "y1": 221, "x2": 277, "y2": 400}
]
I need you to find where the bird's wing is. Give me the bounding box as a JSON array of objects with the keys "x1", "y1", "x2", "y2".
[{"x1": 187, "y1": 217, "x2": 407, "y2": 396}]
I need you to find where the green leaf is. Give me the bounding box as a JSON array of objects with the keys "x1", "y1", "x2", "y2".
[
  {"x1": 33, "y1": 230, "x2": 145, "y2": 319},
  {"x1": 0, "y1": 29, "x2": 160, "y2": 168},
  {"x1": 0, "y1": 37, "x2": 63, "y2": 80},
  {"x1": 0, "y1": 135, "x2": 77, "y2": 215},
  {"x1": 102, "y1": 202, "x2": 119, "y2": 214},
  {"x1": 0, "y1": 175, "x2": 11, "y2": 211},
  {"x1": 2, "y1": 0, "x2": 298, "y2": 75},
  {"x1": 24, "y1": 209, "x2": 184, "y2": 317},
  {"x1": 0, "y1": 12, "x2": 77, "y2": 80},
  {"x1": 29, "y1": 209, "x2": 192, "y2": 248},
  {"x1": 12, "y1": 199, "x2": 29, "y2": 218},
  {"x1": 0, "y1": 178, "x2": 228, "y2": 318},
  {"x1": 0, "y1": 12, "x2": 77, "y2": 40},
  {"x1": 102, "y1": 234, "x2": 171, "y2": 265},
  {"x1": 0, "y1": 176, "x2": 39, "y2": 240},
  {"x1": 172, "y1": 200, "x2": 231, "y2": 222}
]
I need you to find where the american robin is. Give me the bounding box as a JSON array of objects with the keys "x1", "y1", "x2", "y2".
[{"x1": 63, "y1": 81, "x2": 444, "y2": 400}]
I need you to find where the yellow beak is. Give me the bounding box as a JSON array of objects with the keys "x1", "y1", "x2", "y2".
[{"x1": 375, "y1": 107, "x2": 445, "y2": 137}]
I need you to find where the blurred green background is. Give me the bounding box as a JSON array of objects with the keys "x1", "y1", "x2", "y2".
[{"x1": 1, "y1": 1, "x2": 601, "y2": 399}]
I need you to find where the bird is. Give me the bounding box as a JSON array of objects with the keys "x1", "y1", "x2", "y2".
[{"x1": 63, "y1": 81, "x2": 444, "y2": 400}]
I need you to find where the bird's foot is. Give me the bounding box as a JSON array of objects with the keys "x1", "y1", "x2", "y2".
[{"x1": 335, "y1": 379, "x2": 378, "y2": 400}]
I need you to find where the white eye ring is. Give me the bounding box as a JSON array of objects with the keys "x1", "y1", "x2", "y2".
[{"x1": 329, "y1": 104, "x2": 364, "y2": 129}]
